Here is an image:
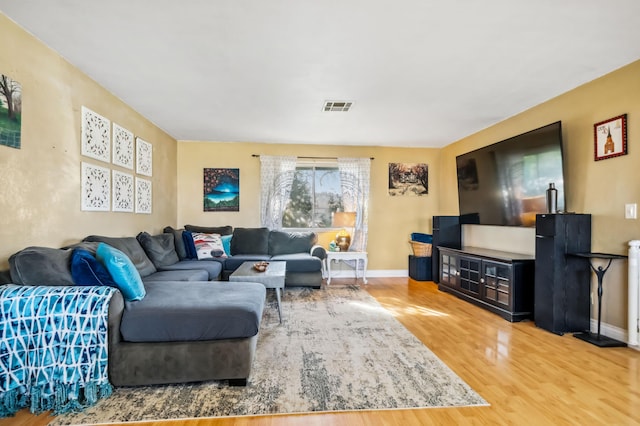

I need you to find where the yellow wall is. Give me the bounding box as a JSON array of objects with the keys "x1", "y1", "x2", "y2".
[
  {"x1": 177, "y1": 142, "x2": 440, "y2": 270},
  {"x1": 0, "y1": 14, "x2": 178, "y2": 269},
  {"x1": 439, "y1": 60, "x2": 640, "y2": 329}
]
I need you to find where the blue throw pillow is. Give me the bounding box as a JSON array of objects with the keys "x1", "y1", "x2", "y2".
[
  {"x1": 221, "y1": 234, "x2": 232, "y2": 256},
  {"x1": 96, "y1": 243, "x2": 146, "y2": 301},
  {"x1": 71, "y1": 248, "x2": 117, "y2": 287},
  {"x1": 182, "y1": 231, "x2": 198, "y2": 259}
]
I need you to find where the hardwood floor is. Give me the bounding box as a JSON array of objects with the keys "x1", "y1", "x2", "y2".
[{"x1": 4, "y1": 277, "x2": 640, "y2": 425}]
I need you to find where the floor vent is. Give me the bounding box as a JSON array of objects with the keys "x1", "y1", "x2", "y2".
[{"x1": 323, "y1": 101, "x2": 353, "y2": 112}]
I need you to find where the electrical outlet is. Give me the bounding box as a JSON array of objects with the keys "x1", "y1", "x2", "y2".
[{"x1": 625, "y1": 203, "x2": 637, "y2": 219}]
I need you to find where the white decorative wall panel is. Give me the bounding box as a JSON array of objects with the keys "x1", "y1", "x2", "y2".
[
  {"x1": 135, "y1": 177, "x2": 152, "y2": 214},
  {"x1": 81, "y1": 106, "x2": 111, "y2": 163},
  {"x1": 81, "y1": 162, "x2": 110, "y2": 211},
  {"x1": 136, "y1": 137, "x2": 152, "y2": 176},
  {"x1": 112, "y1": 170, "x2": 134, "y2": 212},
  {"x1": 112, "y1": 123, "x2": 134, "y2": 169}
]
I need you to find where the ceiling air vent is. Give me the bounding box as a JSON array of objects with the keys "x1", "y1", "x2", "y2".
[{"x1": 323, "y1": 101, "x2": 353, "y2": 112}]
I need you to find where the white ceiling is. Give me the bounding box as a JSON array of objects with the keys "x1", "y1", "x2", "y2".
[{"x1": 2, "y1": 1, "x2": 640, "y2": 148}]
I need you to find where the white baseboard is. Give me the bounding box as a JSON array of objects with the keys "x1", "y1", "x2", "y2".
[
  {"x1": 366, "y1": 269, "x2": 407, "y2": 278},
  {"x1": 325, "y1": 269, "x2": 407, "y2": 279}
]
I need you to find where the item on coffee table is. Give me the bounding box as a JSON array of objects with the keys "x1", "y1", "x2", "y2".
[{"x1": 253, "y1": 261, "x2": 269, "y2": 272}]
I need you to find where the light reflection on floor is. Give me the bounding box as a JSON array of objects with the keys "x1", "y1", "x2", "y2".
[
  {"x1": 353, "y1": 298, "x2": 449, "y2": 318},
  {"x1": 485, "y1": 329, "x2": 511, "y2": 364}
]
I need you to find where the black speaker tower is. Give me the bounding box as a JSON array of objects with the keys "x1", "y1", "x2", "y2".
[{"x1": 431, "y1": 216, "x2": 461, "y2": 282}]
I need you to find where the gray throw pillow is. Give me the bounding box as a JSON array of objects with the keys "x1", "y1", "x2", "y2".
[
  {"x1": 137, "y1": 232, "x2": 180, "y2": 268},
  {"x1": 231, "y1": 227, "x2": 270, "y2": 255},
  {"x1": 163, "y1": 226, "x2": 188, "y2": 260},
  {"x1": 269, "y1": 231, "x2": 317, "y2": 256},
  {"x1": 9, "y1": 246, "x2": 75, "y2": 286},
  {"x1": 83, "y1": 235, "x2": 157, "y2": 277}
]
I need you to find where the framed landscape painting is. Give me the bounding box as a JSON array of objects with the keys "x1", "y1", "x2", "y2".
[
  {"x1": 0, "y1": 74, "x2": 22, "y2": 149},
  {"x1": 204, "y1": 168, "x2": 239, "y2": 212},
  {"x1": 388, "y1": 163, "x2": 429, "y2": 196}
]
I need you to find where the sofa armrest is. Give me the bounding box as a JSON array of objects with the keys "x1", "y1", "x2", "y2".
[
  {"x1": 310, "y1": 244, "x2": 326, "y2": 260},
  {"x1": 108, "y1": 289, "x2": 125, "y2": 346}
]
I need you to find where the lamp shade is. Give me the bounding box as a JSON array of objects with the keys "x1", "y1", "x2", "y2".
[{"x1": 332, "y1": 211, "x2": 356, "y2": 228}]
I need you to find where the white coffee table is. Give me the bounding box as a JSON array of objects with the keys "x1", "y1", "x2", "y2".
[
  {"x1": 229, "y1": 261, "x2": 286, "y2": 323},
  {"x1": 326, "y1": 251, "x2": 368, "y2": 285}
]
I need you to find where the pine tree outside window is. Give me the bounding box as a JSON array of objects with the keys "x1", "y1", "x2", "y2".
[{"x1": 282, "y1": 162, "x2": 343, "y2": 229}]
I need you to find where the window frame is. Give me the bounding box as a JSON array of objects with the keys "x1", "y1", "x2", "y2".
[{"x1": 282, "y1": 159, "x2": 343, "y2": 231}]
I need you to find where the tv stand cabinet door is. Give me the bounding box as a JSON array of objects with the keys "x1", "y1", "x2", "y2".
[
  {"x1": 439, "y1": 250, "x2": 459, "y2": 289},
  {"x1": 481, "y1": 260, "x2": 512, "y2": 311},
  {"x1": 458, "y1": 255, "x2": 482, "y2": 297}
]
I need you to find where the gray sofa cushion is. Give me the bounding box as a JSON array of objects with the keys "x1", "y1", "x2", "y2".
[
  {"x1": 142, "y1": 269, "x2": 209, "y2": 283},
  {"x1": 223, "y1": 254, "x2": 271, "y2": 271},
  {"x1": 159, "y1": 259, "x2": 222, "y2": 280},
  {"x1": 83, "y1": 235, "x2": 157, "y2": 277},
  {"x1": 231, "y1": 227, "x2": 270, "y2": 255},
  {"x1": 270, "y1": 253, "x2": 323, "y2": 272},
  {"x1": 137, "y1": 232, "x2": 180, "y2": 268},
  {"x1": 184, "y1": 224, "x2": 233, "y2": 236},
  {"x1": 269, "y1": 231, "x2": 317, "y2": 256},
  {"x1": 121, "y1": 281, "x2": 266, "y2": 342},
  {"x1": 9, "y1": 246, "x2": 75, "y2": 286},
  {"x1": 0, "y1": 269, "x2": 12, "y2": 284},
  {"x1": 163, "y1": 226, "x2": 188, "y2": 260}
]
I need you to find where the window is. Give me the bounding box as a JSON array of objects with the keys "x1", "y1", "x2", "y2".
[{"x1": 282, "y1": 162, "x2": 343, "y2": 228}]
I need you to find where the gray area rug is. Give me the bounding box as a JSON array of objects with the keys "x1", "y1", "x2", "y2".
[{"x1": 50, "y1": 285, "x2": 487, "y2": 425}]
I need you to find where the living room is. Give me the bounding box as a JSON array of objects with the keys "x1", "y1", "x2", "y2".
[{"x1": 1, "y1": 3, "x2": 640, "y2": 425}]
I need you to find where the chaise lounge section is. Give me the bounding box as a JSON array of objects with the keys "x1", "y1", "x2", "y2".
[
  {"x1": 107, "y1": 281, "x2": 265, "y2": 386},
  {"x1": 6, "y1": 242, "x2": 266, "y2": 387}
]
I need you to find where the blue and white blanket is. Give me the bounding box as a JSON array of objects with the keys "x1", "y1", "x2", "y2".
[{"x1": 0, "y1": 284, "x2": 116, "y2": 417}]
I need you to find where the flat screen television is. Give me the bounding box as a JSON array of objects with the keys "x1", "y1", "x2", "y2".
[{"x1": 456, "y1": 121, "x2": 565, "y2": 227}]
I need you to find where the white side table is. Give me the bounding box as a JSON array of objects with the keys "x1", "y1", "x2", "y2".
[{"x1": 326, "y1": 251, "x2": 368, "y2": 285}]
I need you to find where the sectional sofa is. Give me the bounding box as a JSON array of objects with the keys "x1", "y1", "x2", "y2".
[
  {"x1": 3, "y1": 226, "x2": 326, "y2": 387},
  {"x1": 163, "y1": 225, "x2": 326, "y2": 287}
]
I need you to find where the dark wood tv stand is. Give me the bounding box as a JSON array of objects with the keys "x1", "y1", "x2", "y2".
[{"x1": 437, "y1": 246, "x2": 535, "y2": 322}]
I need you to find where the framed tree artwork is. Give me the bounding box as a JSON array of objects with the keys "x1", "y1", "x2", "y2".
[
  {"x1": 388, "y1": 163, "x2": 428, "y2": 196},
  {"x1": 0, "y1": 73, "x2": 21, "y2": 149}
]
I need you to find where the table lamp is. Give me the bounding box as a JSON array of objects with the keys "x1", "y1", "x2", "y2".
[{"x1": 332, "y1": 211, "x2": 356, "y2": 251}]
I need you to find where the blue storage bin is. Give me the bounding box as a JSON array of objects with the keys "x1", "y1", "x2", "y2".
[{"x1": 411, "y1": 233, "x2": 433, "y2": 244}]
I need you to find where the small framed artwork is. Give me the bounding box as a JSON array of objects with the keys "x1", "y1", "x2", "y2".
[
  {"x1": 388, "y1": 163, "x2": 428, "y2": 196},
  {"x1": 203, "y1": 168, "x2": 239, "y2": 211},
  {"x1": 0, "y1": 73, "x2": 22, "y2": 149},
  {"x1": 81, "y1": 106, "x2": 111, "y2": 163},
  {"x1": 594, "y1": 114, "x2": 627, "y2": 161}
]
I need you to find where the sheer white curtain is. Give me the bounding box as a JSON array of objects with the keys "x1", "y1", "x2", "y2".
[
  {"x1": 259, "y1": 155, "x2": 297, "y2": 229},
  {"x1": 338, "y1": 157, "x2": 371, "y2": 251}
]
